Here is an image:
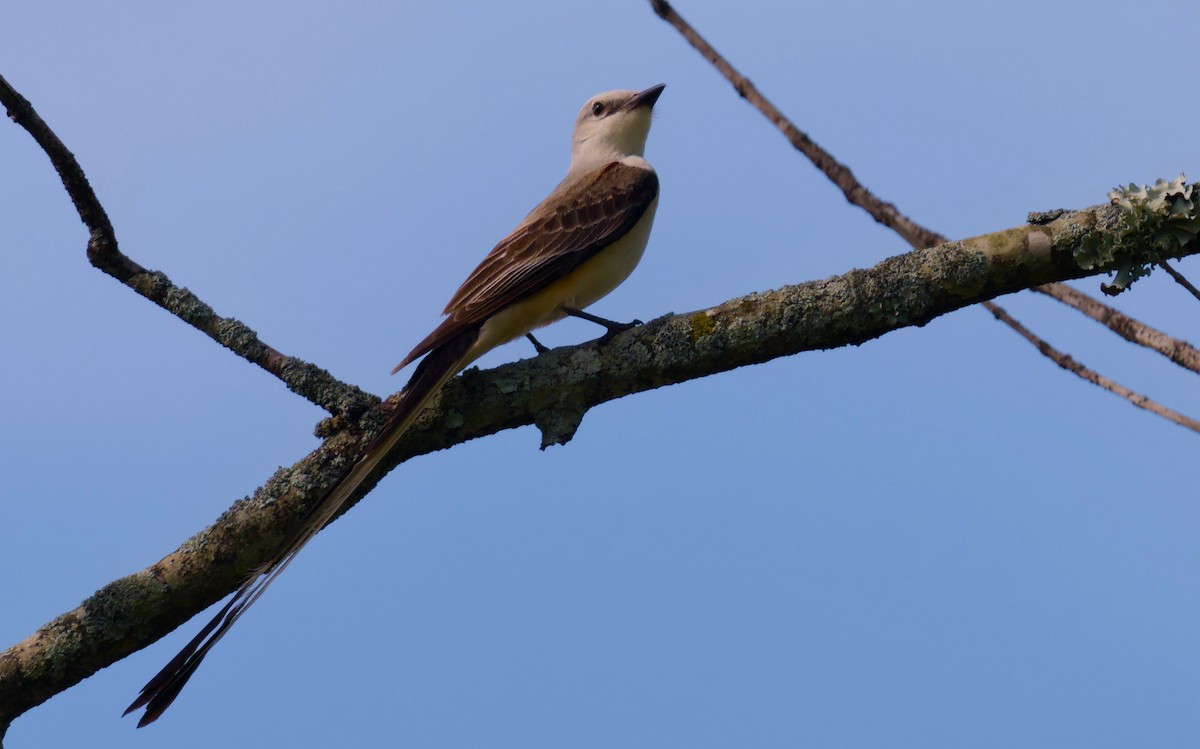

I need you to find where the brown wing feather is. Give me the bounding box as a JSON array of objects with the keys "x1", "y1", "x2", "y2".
[{"x1": 394, "y1": 162, "x2": 658, "y2": 372}]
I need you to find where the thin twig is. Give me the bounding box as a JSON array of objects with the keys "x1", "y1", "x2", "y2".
[
  {"x1": 648, "y1": 0, "x2": 1198, "y2": 426},
  {"x1": 982, "y1": 301, "x2": 1200, "y2": 433},
  {"x1": 648, "y1": 0, "x2": 943, "y2": 251},
  {"x1": 0, "y1": 74, "x2": 373, "y2": 419},
  {"x1": 1033, "y1": 283, "x2": 1200, "y2": 374},
  {"x1": 1160, "y1": 260, "x2": 1200, "y2": 303}
]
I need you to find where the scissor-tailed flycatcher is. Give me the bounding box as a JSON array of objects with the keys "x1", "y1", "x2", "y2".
[{"x1": 126, "y1": 84, "x2": 664, "y2": 726}]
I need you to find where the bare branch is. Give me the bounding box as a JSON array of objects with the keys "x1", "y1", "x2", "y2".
[
  {"x1": 648, "y1": 0, "x2": 943, "y2": 251},
  {"x1": 646, "y1": 0, "x2": 1197, "y2": 424},
  {"x1": 1033, "y1": 283, "x2": 1200, "y2": 374},
  {"x1": 0, "y1": 74, "x2": 374, "y2": 419},
  {"x1": 1160, "y1": 260, "x2": 1200, "y2": 303},
  {"x1": 4, "y1": 201, "x2": 1199, "y2": 726},
  {"x1": 982, "y1": 300, "x2": 1200, "y2": 433}
]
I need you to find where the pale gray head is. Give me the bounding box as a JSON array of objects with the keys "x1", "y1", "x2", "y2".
[{"x1": 569, "y1": 84, "x2": 665, "y2": 170}]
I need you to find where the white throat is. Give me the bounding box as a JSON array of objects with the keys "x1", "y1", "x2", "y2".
[{"x1": 568, "y1": 137, "x2": 637, "y2": 176}]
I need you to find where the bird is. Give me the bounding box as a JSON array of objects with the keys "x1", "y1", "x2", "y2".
[{"x1": 125, "y1": 83, "x2": 665, "y2": 726}]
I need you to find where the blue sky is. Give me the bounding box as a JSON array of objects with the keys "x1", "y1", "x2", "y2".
[{"x1": 2, "y1": 1, "x2": 1198, "y2": 746}]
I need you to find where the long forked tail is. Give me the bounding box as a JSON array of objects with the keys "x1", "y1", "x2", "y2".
[{"x1": 125, "y1": 328, "x2": 480, "y2": 727}]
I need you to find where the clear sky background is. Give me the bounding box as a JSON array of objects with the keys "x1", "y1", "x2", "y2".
[{"x1": 3, "y1": 1, "x2": 1198, "y2": 747}]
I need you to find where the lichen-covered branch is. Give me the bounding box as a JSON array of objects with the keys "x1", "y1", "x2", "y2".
[
  {"x1": 0, "y1": 74, "x2": 373, "y2": 419},
  {"x1": 3, "y1": 202, "x2": 1198, "y2": 729},
  {"x1": 1077, "y1": 177, "x2": 1200, "y2": 295}
]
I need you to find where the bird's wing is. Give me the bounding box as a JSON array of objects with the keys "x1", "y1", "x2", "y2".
[{"x1": 395, "y1": 161, "x2": 658, "y2": 371}]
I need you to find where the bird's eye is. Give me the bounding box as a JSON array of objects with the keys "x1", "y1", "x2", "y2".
[{"x1": 591, "y1": 101, "x2": 605, "y2": 117}]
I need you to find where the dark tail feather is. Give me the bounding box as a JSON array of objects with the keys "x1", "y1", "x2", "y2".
[
  {"x1": 125, "y1": 327, "x2": 480, "y2": 726},
  {"x1": 123, "y1": 594, "x2": 241, "y2": 724},
  {"x1": 371, "y1": 326, "x2": 479, "y2": 451}
]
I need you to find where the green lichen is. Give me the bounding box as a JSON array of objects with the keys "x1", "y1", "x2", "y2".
[
  {"x1": 313, "y1": 414, "x2": 344, "y2": 438},
  {"x1": 1075, "y1": 175, "x2": 1200, "y2": 295},
  {"x1": 33, "y1": 614, "x2": 84, "y2": 680},
  {"x1": 689, "y1": 311, "x2": 716, "y2": 341},
  {"x1": 491, "y1": 375, "x2": 521, "y2": 395},
  {"x1": 939, "y1": 245, "x2": 989, "y2": 298},
  {"x1": 866, "y1": 296, "x2": 910, "y2": 326},
  {"x1": 216, "y1": 317, "x2": 266, "y2": 360},
  {"x1": 82, "y1": 576, "x2": 150, "y2": 641},
  {"x1": 983, "y1": 227, "x2": 1028, "y2": 256},
  {"x1": 163, "y1": 285, "x2": 215, "y2": 323},
  {"x1": 1051, "y1": 214, "x2": 1093, "y2": 254},
  {"x1": 129, "y1": 270, "x2": 172, "y2": 299}
]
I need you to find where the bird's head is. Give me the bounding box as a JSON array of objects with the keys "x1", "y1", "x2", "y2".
[{"x1": 570, "y1": 84, "x2": 665, "y2": 170}]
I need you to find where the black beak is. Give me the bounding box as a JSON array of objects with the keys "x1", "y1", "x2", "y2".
[{"x1": 622, "y1": 83, "x2": 666, "y2": 112}]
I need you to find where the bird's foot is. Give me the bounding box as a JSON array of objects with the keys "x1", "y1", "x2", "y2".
[{"x1": 562, "y1": 306, "x2": 643, "y2": 343}]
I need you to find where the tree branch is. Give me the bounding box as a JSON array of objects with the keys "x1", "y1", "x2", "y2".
[
  {"x1": 1160, "y1": 259, "x2": 1200, "y2": 303},
  {"x1": 646, "y1": 0, "x2": 1198, "y2": 422},
  {"x1": 982, "y1": 301, "x2": 1200, "y2": 432},
  {"x1": 3, "y1": 200, "x2": 1198, "y2": 726},
  {"x1": 647, "y1": 0, "x2": 943, "y2": 251},
  {"x1": 1032, "y1": 283, "x2": 1200, "y2": 374},
  {"x1": 0, "y1": 73, "x2": 374, "y2": 419}
]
